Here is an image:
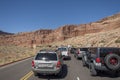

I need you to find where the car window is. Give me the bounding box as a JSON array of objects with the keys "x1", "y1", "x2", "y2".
[
  {"x1": 100, "y1": 48, "x2": 120, "y2": 57},
  {"x1": 35, "y1": 53, "x2": 57, "y2": 61},
  {"x1": 71, "y1": 48, "x2": 76, "y2": 50},
  {"x1": 89, "y1": 48, "x2": 97, "y2": 54},
  {"x1": 58, "y1": 48, "x2": 67, "y2": 51},
  {"x1": 80, "y1": 48, "x2": 88, "y2": 51}
]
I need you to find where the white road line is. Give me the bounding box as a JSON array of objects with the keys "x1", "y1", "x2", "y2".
[
  {"x1": 0, "y1": 57, "x2": 33, "y2": 69},
  {"x1": 77, "y1": 77, "x2": 80, "y2": 80}
]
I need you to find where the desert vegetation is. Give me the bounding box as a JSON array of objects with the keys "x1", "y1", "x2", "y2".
[
  {"x1": 0, "y1": 45, "x2": 38, "y2": 66},
  {"x1": 49, "y1": 28, "x2": 120, "y2": 47}
]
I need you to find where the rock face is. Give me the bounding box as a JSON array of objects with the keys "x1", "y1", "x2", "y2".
[
  {"x1": 0, "y1": 29, "x2": 53, "y2": 47},
  {"x1": 0, "y1": 13, "x2": 120, "y2": 47}
]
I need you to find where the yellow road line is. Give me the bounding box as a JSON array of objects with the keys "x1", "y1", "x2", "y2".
[
  {"x1": 24, "y1": 71, "x2": 33, "y2": 80},
  {"x1": 20, "y1": 71, "x2": 33, "y2": 80}
]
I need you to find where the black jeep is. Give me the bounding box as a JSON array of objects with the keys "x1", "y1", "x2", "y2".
[{"x1": 82, "y1": 47, "x2": 120, "y2": 76}]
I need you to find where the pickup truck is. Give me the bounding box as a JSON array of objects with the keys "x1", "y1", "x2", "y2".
[{"x1": 57, "y1": 47, "x2": 70, "y2": 60}]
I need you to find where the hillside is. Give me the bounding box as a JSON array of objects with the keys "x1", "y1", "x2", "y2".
[
  {"x1": 51, "y1": 27, "x2": 120, "y2": 47},
  {"x1": 0, "y1": 30, "x2": 14, "y2": 35},
  {"x1": 0, "y1": 13, "x2": 120, "y2": 47}
]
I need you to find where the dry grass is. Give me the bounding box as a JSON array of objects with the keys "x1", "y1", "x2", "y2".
[
  {"x1": 0, "y1": 44, "x2": 56, "y2": 66},
  {"x1": 0, "y1": 45, "x2": 39, "y2": 65}
]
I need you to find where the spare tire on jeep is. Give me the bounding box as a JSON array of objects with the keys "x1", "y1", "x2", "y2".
[{"x1": 105, "y1": 54, "x2": 120, "y2": 71}]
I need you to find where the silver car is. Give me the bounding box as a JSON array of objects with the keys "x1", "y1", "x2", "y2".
[
  {"x1": 32, "y1": 51, "x2": 63, "y2": 76},
  {"x1": 74, "y1": 48, "x2": 88, "y2": 59}
]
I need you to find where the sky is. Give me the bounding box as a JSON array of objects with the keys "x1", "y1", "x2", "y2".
[{"x1": 0, "y1": 0, "x2": 120, "y2": 33}]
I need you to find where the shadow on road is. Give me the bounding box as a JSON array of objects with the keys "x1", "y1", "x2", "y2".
[
  {"x1": 77, "y1": 58, "x2": 82, "y2": 60},
  {"x1": 63, "y1": 56, "x2": 71, "y2": 61},
  {"x1": 95, "y1": 71, "x2": 120, "y2": 78},
  {"x1": 37, "y1": 64, "x2": 68, "y2": 79}
]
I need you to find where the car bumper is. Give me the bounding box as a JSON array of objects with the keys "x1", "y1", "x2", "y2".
[
  {"x1": 63, "y1": 55, "x2": 70, "y2": 58},
  {"x1": 32, "y1": 67, "x2": 61, "y2": 75},
  {"x1": 77, "y1": 54, "x2": 82, "y2": 58},
  {"x1": 94, "y1": 65, "x2": 109, "y2": 71}
]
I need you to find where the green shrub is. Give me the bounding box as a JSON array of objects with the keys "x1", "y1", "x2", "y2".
[
  {"x1": 115, "y1": 39, "x2": 120, "y2": 43},
  {"x1": 99, "y1": 40, "x2": 105, "y2": 43}
]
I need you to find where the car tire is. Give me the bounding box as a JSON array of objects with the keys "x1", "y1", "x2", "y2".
[
  {"x1": 89, "y1": 63, "x2": 97, "y2": 76},
  {"x1": 114, "y1": 71, "x2": 120, "y2": 77},
  {"x1": 76, "y1": 56, "x2": 79, "y2": 59},
  {"x1": 34, "y1": 72, "x2": 38, "y2": 76},
  {"x1": 105, "y1": 54, "x2": 120, "y2": 71},
  {"x1": 57, "y1": 67, "x2": 63, "y2": 77}
]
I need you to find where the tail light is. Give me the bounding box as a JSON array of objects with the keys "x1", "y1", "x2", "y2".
[
  {"x1": 77, "y1": 51, "x2": 80, "y2": 54},
  {"x1": 32, "y1": 60, "x2": 35, "y2": 67},
  {"x1": 56, "y1": 61, "x2": 61, "y2": 68},
  {"x1": 96, "y1": 58, "x2": 101, "y2": 63}
]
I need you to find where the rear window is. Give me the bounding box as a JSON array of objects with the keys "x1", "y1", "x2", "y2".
[
  {"x1": 80, "y1": 48, "x2": 88, "y2": 51},
  {"x1": 35, "y1": 53, "x2": 57, "y2": 60},
  {"x1": 89, "y1": 48, "x2": 97, "y2": 54},
  {"x1": 71, "y1": 48, "x2": 76, "y2": 50},
  {"x1": 58, "y1": 48, "x2": 67, "y2": 51},
  {"x1": 100, "y1": 48, "x2": 120, "y2": 57}
]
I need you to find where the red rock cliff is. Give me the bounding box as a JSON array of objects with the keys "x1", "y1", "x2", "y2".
[{"x1": 0, "y1": 13, "x2": 120, "y2": 47}]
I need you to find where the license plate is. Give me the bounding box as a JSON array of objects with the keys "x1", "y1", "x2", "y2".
[{"x1": 38, "y1": 64, "x2": 51, "y2": 67}]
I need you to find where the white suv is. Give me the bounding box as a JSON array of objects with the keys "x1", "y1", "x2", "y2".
[{"x1": 57, "y1": 47, "x2": 70, "y2": 59}]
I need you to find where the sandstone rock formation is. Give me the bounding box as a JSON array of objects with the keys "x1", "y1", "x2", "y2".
[{"x1": 0, "y1": 13, "x2": 120, "y2": 47}]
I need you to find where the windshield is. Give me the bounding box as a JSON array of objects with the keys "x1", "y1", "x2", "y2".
[
  {"x1": 58, "y1": 47, "x2": 67, "y2": 51},
  {"x1": 100, "y1": 48, "x2": 120, "y2": 57},
  {"x1": 80, "y1": 48, "x2": 88, "y2": 51},
  {"x1": 35, "y1": 53, "x2": 57, "y2": 61}
]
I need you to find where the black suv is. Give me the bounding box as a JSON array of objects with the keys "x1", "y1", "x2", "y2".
[
  {"x1": 70, "y1": 48, "x2": 77, "y2": 54},
  {"x1": 82, "y1": 47, "x2": 120, "y2": 76}
]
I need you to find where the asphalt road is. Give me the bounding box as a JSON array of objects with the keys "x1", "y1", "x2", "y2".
[
  {"x1": 0, "y1": 54, "x2": 120, "y2": 80},
  {"x1": 0, "y1": 58, "x2": 33, "y2": 80}
]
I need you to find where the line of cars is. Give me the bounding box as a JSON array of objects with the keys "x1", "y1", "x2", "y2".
[
  {"x1": 32, "y1": 46, "x2": 120, "y2": 77},
  {"x1": 70, "y1": 47, "x2": 120, "y2": 76}
]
